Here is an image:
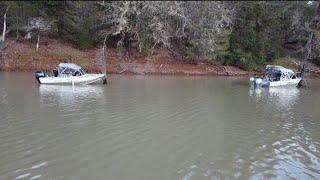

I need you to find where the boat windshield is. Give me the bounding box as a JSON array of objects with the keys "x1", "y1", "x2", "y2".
[
  {"x1": 79, "y1": 68, "x2": 86, "y2": 75},
  {"x1": 57, "y1": 63, "x2": 86, "y2": 76},
  {"x1": 264, "y1": 65, "x2": 296, "y2": 81}
]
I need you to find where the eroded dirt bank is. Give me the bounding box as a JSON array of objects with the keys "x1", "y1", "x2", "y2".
[
  {"x1": 1, "y1": 39, "x2": 319, "y2": 77},
  {"x1": 0, "y1": 39, "x2": 250, "y2": 76}
]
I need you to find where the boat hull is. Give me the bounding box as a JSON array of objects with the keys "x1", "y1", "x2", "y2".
[
  {"x1": 39, "y1": 74, "x2": 106, "y2": 85},
  {"x1": 261, "y1": 78, "x2": 301, "y2": 87}
]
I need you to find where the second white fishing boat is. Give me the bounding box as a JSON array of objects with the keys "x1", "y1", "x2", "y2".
[{"x1": 250, "y1": 65, "x2": 301, "y2": 87}]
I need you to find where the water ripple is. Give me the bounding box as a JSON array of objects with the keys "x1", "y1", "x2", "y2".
[{"x1": 0, "y1": 74, "x2": 319, "y2": 179}]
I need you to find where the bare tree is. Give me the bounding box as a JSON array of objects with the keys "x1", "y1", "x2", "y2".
[
  {"x1": 24, "y1": 17, "x2": 53, "y2": 52},
  {"x1": 102, "y1": 34, "x2": 108, "y2": 74},
  {"x1": 0, "y1": 6, "x2": 9, "y2": 67},
  {"x1": 1, "y1": 7, "x2": 9, "y2": 42},
  {"x1": 1, "y1": 11, "x2": 6, "y2": 42},
  {"x1": 308, "y1": 1, "x2": 320, "y2": 65},
  {"x1": 97, "y1": 1, "x2": 186, "y2": 53},
  {"x1": 96, "y1": 1, "x2": 235, "y2": 58},
  {"x1": 181, "y1": 1, "x2": 236, "y2": 57}
]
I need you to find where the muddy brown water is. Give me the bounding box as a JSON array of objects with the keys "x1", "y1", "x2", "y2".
[{"x1": 0, "y1": 72, "x2": 320, "y2": 179}]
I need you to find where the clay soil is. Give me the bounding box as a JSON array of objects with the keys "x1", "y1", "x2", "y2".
[
  {"x1": 1, "y1": 38, "x2": 319, "y2": 77},
  {"x1": 0, "y1": 39, "x2": 251, "y2": 76}
]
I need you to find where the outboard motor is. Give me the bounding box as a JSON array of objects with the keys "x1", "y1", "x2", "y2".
[
  {"x1": 35, "y1": 70, "x2": 45, "y2": 84},
  {"x1": 250, "y1": 77, "x2": 255, "y2": 87},
  {"x1": 255, "y1": 78, "x2": 262, "y2": 85},
  {"x1": 249, "y1": 77, "x2": 262, "y2": 87},
  {"x1": 53, "y1": 69, "x2": 58, "y2": 77}
]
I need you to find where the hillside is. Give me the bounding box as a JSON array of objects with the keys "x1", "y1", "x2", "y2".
[{"x1": 0, "y1": 1, "x2": 320, "y2": 76}]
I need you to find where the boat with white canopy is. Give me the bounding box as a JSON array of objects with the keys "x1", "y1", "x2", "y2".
[
  {"x1": 35, "y1": 63, "x2": 106, "y2": 85},
  {"x1": 250, "y1": 65, "x2": 301, "y2": 87}
]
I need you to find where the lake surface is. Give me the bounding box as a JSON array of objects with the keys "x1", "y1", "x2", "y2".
[{"x1": 0, "y1": 72, "x2": 320, "y2": 180}]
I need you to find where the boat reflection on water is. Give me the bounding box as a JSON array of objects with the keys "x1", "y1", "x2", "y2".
[
  {"x1": 38, "y1": 85, "x2": 106, "y2": 109},
  {"x1": 249, "y1": 86, "x2": 300, "y2": 109}
]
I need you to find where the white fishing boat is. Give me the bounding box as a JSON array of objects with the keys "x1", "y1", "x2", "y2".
[
  {"x1": 250, "y1": 65, "x2": 301, "y2": 87},
  {"x1": 35, "y1": 63, "x2": 106, "y2": 85}
]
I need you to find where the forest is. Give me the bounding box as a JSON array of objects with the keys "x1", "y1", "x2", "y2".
[{"x1": 0, "y1": 1, "x2": 319, "y2": 71}]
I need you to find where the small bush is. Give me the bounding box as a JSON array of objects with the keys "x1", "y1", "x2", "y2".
[
  {"x1": 219, "y1": 49, "x2": 265, "y2": 71},
  {"x1": 74, "y1": 29, "x2": 94, "y2": 49}
]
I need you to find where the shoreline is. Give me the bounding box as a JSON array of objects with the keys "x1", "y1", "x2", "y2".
[
  {"x1": 0, "y1": 38, "x2": 319, "y2": 77},
  {"x1": 0, "y1": 38, "x2": 256, "y2": 76},
  {"x1": 0, "y1": 68, "x2": 258, "y2": 77}
]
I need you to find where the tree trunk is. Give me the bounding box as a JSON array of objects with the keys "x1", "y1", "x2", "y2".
[
  {"x1": 304, "y1": 33, "x2": 313, "y2": 62},
  {"x1": 309, "y1": 2, "x2": 320, "y2": 65},
  {"x1": 102, "y1": 34, "x2": 108, "y2": 75},
  {"x1": 36, "y1": 34, "x2": 40, "y2": 52},
  {"x1": 0, "y1": 10, "x2": 8, "y2": 68},
  {"x1": 1, "y1": 12, "x2": 6, "y2": 42},
  {"x1": 301, "y1": 32, "x2": 313, "y2": 75},
  {"x1": 0, "y1": 41, "x2": 8, "y2": 66}
]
